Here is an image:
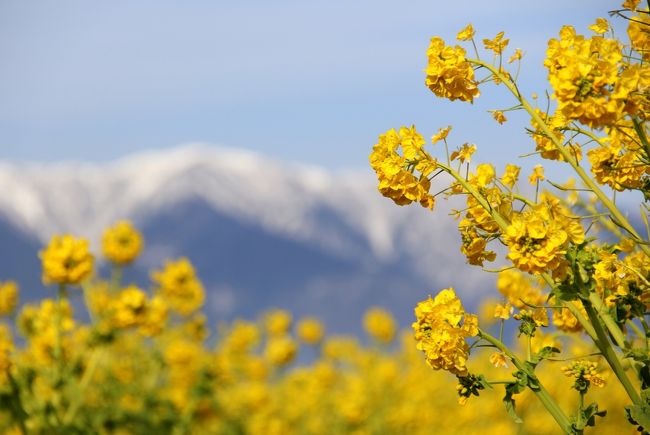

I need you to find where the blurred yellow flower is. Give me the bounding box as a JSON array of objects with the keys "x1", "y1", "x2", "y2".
[
  {"x1": 297, "y1": 317, "x2": 325, "y2": 345},
  {"x1": 456, "y1": 24, "x2": 475, "y2": 41},
  {"x1": 40, "y1": 234, "x2": 94, "y2": 286},
  {"x1": 0, "y1": 281, "x2": 18, "y2": 316},
  {"x1": 363, "y1": 307, "x2": 397, "y2": 344},
  {"x1": 265, "y1": 337, "x2": 297, "y2": 366},
  {"x1": 264, "y1": 309, "x2": 293, "y2": 337},
  {"x1": 152, "y1": 258, "x2": 204, "y2": 316},
  {"x1": 102, "y1": 220, "x2": 143, "y2": 265}
]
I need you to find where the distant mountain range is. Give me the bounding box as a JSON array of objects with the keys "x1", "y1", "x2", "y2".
[{"x1": 0, "y1": 145, "x2": 494, "y2": 334}]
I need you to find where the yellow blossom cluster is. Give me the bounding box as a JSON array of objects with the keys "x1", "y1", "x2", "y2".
[
  {"x1": 0, "y1": 281, "x2": 18, "y2": 316},
  {"x1": 545, "y1": 25, "x2": 625, "y2": 128},
  {"x1": 102, "y1": 220, "x2": 143, "y2": 265},
  {"x1": 529, "y1": 110, "x2": 582, "y2": 162},
  {"x1": 39, "y1": 234, "x2": 94, "y2": 285},
  {"x1": 412, "y1": 288, "x2": 478, "y2": 376},
  {"x1": 363, "y1": 307, "x2": 397, "y2": 343},
  {"x1": 296, "y1": 317, "x2": 325, "y2": 345},
  {"x1": 504, "y1": 205, "x2": 571, "y2": 276},
  {"x1": 496, "y1": 269, "x2": 545, "y2": 309},
  {"x1": 369, "y1": 126, "x2": 436, "y2": 209},
  {"x1": 587, "y1": 125, "x2": 648, "y2": 191},
  {"x1": 425, "y1": 37, "x2": 480, "y2": 102},
  {"x1": 561, "y1": 360, "x2": 606, "y2": 389},
  {"x1": 151, "y1": 257, "x2": 205, "y2": 316}
]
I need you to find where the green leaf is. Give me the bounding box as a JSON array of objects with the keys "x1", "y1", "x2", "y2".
[
  {"x1": 573, "y1": 402, "x2": 607, "y2": 431},
  {"x1": 626, "y1": 389, "x2": 650, "y2": 432},
  {"x1": 503, "y1": 382, "x2": 523, "y2": 424}
]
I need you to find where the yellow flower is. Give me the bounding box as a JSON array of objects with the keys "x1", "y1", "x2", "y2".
[
  {"x1": 102, "y1": 220, "x2": 143, "y2": 265},
  {"x1": 508, "y1": 48, "x2": 523, "y2": 63},
  {"x1": 489, "y1": 352, "x2": 508, "y2": 368},
  {"x1": 151, "y1": 258, "x2": 204, "y2": 316},
  {"x1": 0, "y1": 281, "x2": 18, "y2": 316},
  {"x1": 364, "y1": 307, "x2": 397, "y2": 343},
  {"x1": 491, "y1": 110, "x2": 507, "y2": 124},
  {"x1": 456, "y1": 24, "x2": 475, "y2": 41},
  {"x1": 264, "y1": 337, "x2": 298, "y2": 366},
  {"x1": 552, "y1": 304, "x2": 585, "y2": 333},
  {"x1": 369, "y1": 126, "x2": 436, "y2": 210},
  {"x1": 40, "y1": 234, "x2": 94, "y2": 285},
  {"x1": 412, "y1": 288, "x2": 478, "y2": 376},
  {"x1": 493, "y1": 303, "x2": 512, "y2": 320},
  {"x1": 431, "y1": 125, "x2": 452, "y2": 144},
  {"x1": 297, "y1": 317, "x2": 325, "y2": 345},
  {"x1": 483, "y1": 31, "x2": 509, "y2": 54},
  {"x1": 500, "y1": 164, "x2": 520, "y2": 188},
  {"x1": 140, "y1": 295, "x2": 168, "y2": 337},
  {"x1": 589, "y1": 18, "x2": 609, "y2": 34},
  {"x1": 561, "y1": 360, "x2": 606, "y2": 389},
  {"x1": 545, "y1": 26, "x2": 624, "y2": 128},
  {"x1": 471, "y1": 163, "x2": 496, "y2": 188},
  {"x1": 264, "y1": 309, "x2": 293, "y2": 337},
  {"x1": 588, "y1": 143, "x2": 645, "y2": 191},
  {"x1": 504, "y1": 207, "x2": 569, "y2": 275},
  {"x1": 221, "y1": 320, "x2": 260, "y2": 354},
  {"x1": 450, "y1": 143, "x2": 476, "y2": 164},
  {"x1": 458, "y1": 219, "x2": 496, "y2": 266},
  {"x1": 528, "y1": 165, "x2": 545, "y2": 185},
  {"x1": 496, "y1": 269, "x2": 545, "y2": 309},
  {"x1": 110, "y1": 285, "x2": 148, "y2": 329},
  {"x1": 425, "y1": 37, "x2": 480, "y2": 102}
]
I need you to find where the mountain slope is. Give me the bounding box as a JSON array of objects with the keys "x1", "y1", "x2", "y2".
[{"x1": 0, "y1": 145, "x2": 493, "y2": 332}]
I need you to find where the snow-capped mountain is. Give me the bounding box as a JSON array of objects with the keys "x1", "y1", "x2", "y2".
[{"x1": 0, "y1": 145, "x2": 494, "y2": 333}]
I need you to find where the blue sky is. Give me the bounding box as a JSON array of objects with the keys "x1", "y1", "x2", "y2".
[{"x1": 0, "y1": 0, "x2": 618, "y2": 170}]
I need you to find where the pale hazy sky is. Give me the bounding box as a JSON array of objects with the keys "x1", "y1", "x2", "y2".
[{"x1": 0, "y1": 0, "x2": 616, "y2": 170}]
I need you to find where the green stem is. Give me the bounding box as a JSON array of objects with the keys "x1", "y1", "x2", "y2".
[
  {"x1": 110, "y1": 265, "x2": 123, "y2": 292},
  {"x1": 479, "y1": 329, "x2": 573, "y2": 432},
  {"x1": 584, "y1": 302, "x2": 640, "y2": 404},
  {"x1": 7, "y1": 369, "x2": 28, "y2": 435},
  {"x1": 55, "y1": 285, "x2": 66, "y2": 369},
  {"x1": 539, "y1": 274, "x2": 598, "y2": 342},
  {"x1": 588, "y1": 293, "x2": 628, "y2": 349},
  {"x1": 63, "y1": 348, "x2": 103, "y2": 425},
  {"x1": 437, "y1": 162, "x2": 510, "y2": 229}
]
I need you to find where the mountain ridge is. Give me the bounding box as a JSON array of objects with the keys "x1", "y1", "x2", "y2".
[{"x1": 0, "y1": 144, "x2": 493, "y2": 332}]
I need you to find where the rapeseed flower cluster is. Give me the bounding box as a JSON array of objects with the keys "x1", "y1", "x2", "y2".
[
  {"x1": 102, "y1": 220, "x2": 143, "y2": 265},
  {"x1": 412, "y1": 288, "x2": 478, "y2": 376},
  {"x1": 39, "y1": 234, "x2": 94, "y2": 285},
  {"x1": 368, "y1": 126, "x2": 436, "y2": 209},
  {"x1": 369, "y1": 2, "x2": 650, "y2": 431},
  {"x1": 425, "y1": 37, "x2": 480, "y2": 102}
]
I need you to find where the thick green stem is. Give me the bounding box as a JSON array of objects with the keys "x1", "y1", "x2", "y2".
[
  {"x1": 588, "y1": 293, "x2": 628, "y2": 349},
  {"x1": 584, "y1": 302, "x2": 640, "y2": 404},
  {"x1": 479, "y1": 329, "x2": 573, "y2": 432}
]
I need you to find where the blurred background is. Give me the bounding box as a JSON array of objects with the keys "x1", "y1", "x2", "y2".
[{"x1": 0, "y1": 0, "x2": 616, "y2": 333}]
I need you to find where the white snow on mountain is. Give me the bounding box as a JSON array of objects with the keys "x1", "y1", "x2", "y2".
[{"x1": 0, "y1": 144, "x2": 491, "y2": 291}]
